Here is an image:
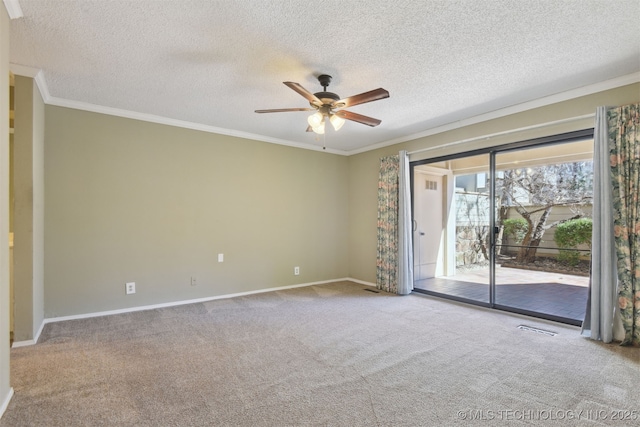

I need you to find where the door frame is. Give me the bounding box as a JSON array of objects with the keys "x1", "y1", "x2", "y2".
[{"x1": 409, "y1": 129, "x2": 594, "y2": 324}]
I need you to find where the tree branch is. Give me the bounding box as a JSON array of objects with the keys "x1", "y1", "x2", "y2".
[{"x1": 542, "y1": 214, "x2": 583, "y2": 231}]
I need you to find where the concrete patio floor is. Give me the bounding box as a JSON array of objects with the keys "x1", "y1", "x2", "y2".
[{"x1": 413, "y1": 265, "x2": 589, "y2": 324}]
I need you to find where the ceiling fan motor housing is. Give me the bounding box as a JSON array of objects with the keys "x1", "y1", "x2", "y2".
[
  {"x1": 313, "y1": 74, "x2": 340, "y2": 106},
  {"x1": 313, "y1": 91, "x2": 340, "y2": 104}
]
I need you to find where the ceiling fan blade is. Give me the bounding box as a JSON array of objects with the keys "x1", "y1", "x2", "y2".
[
  {"x1": 335, "y1": 88, "x2": 389, "y2": 109},
  {"x1": 255, "y1": 108, "x2": 316, "y2": 113},
  {"x1": 335, "y1": 110, "x2": 382, "y2": 127},
  {"x1": 284, "y1": 82, "x2": 322, "y2": 106}
]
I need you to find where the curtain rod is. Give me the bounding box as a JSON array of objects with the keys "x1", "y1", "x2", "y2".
[{"x1": 407, "y1": 113, "x2": 595, "y2": 156}]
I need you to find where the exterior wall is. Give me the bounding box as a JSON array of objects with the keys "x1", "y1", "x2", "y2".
[
  {"x1": 502, "y1": 204, "x2": 593, "y2": 257},
  {"x1": 455, "y1": 191, "x2": 490, "y2": 267},
  {"x1": 453, "y1": 193, "x2": 594, "y2": 267}
]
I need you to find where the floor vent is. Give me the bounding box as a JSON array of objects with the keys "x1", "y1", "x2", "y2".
[
  {"x1": 364, "y1": 288, "x2": 380, "y2": 293},
  {"x1": 517, "y1": 325, "x2": 557, "y2": 336}
]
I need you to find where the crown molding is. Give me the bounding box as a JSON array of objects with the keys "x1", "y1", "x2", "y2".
[
  {"x1": 346, "y1": 72, "x2": 640, "y2": 155},
  {"x1": 9, "y1": 63, "x2": 51, "y2": 103},
  {"x1": 45, "y1": 96, "x2": 348, "y2": 155},
  {"x1": 3, "y1": 0, "x2": 22, "y2": 19},
  {"x1": 9, "y1": 63, "x2": 638, "y2": 157},
  {"x1": 8, "y1": 64, "x2": 347, "y2": 155}
]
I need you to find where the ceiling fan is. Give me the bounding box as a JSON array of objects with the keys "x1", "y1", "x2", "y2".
[{"x1": 255, "y1": 74, "x2": 389, "y2": 134}]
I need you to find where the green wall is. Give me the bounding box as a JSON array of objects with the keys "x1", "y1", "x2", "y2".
[
  {"x1": 12, "y1": 76, "x2": 45, "y2": 341},
  {"x1": 44, "y1": 107, "x2": 349, "y2": 317},
  {"x1": 1, "y1": 4, "x2": 12, "y2": 415}
]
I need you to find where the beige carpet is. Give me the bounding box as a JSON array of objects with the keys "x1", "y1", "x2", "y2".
[{"x1": 2, "y1": 281, "x2": 638, "y2": 426}]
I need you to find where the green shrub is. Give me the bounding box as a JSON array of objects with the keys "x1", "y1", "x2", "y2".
[
  {"x1": 558, "y1": 249, "x2": 582, "y2": 267},
  {"x1": 502, "y1": 218, "x2": 528, "y2": 244},
  {"x1": 554, "y1": 218, "x2": 592, "y2": 266}
]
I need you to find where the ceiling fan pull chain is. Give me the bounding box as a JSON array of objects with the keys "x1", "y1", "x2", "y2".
[{"x1": 323, "y1": 127, "x2": 326, "y2": 150}]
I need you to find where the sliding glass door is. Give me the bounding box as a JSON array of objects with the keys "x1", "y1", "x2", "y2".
[
  {"x1": 493, "y1": 141, "x2": 592, "y2": 323},
  {"x1": 411, "y1": 130, "x2": 593, "y2": 325},
  {"x1": 412, "y1": 155, "x2": 490, "y2": 304}
]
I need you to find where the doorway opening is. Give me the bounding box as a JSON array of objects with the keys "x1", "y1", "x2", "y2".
[{"x1": 411, "y1": 130, "x2": 593, "y2": 325}]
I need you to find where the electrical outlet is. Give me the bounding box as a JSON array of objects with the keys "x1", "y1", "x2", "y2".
[
  {"x1": 218, "y1": 253, "x2": 224, "y2": 262},
  {"x1": 191, "y1": 276, "x2": 197, "y2": 286},
  {"x1": 125, "y1": 282, "x2": 136, "y2": 295},
  {"x1": 294, "y1": 266, "x2": 300, "y2": 276}
]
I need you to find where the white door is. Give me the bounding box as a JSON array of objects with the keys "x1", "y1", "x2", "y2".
[{"x1": 414, "y1": 171, "x2": 443, "y2": 279}]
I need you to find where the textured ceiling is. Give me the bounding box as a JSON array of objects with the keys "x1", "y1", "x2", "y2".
[{"x1": 8, "y1": 0, "x2": 640, "y2": 154}]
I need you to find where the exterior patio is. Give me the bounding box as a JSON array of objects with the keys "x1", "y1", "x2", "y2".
[{"x1": 413, "y1": 265, "x2": 589, "y2": 325}]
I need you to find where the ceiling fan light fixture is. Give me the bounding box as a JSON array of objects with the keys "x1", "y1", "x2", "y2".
[
  {"x1": 307, "y1": 111, "x2": 324, "y2": 128},
  {"x1": 312, "y1": 120, "x2": 325, "y2": 134},
  {"x1": 329, "y1": 114, "x2": 345, "y2": 131}
]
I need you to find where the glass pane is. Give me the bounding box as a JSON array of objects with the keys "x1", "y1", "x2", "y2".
[
  {"x1": 413, "y1": 154, "x2": 490, "y2": 304},
  {"x1": 494, "y1": 140, "x2": 593, "y2": 322}
]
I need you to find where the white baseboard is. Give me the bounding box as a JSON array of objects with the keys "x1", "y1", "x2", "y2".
[
  {"x1": 11, "y1": 279, "x2": 376, "y2": 346},
  {"x1": 33, "y1": 319, "x2": 45, "y2": 344},
  {"x1": 0, "y1": 388, "x2": 14, "y2": 420},
  {"x1": 11, "y1": 339, "x2": 36, "y2": 348},
  {"x1": 346, "y1": 278, "x2": 376, "y2": 287},
  {"x1": 42, "y1": 278, "x2": 367, "y2": 326},
  {"x1": 10, "y1": 318, "x2": 46, "y2": 348}
]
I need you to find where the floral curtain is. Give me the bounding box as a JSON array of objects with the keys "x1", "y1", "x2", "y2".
[
  {"x1": 609, "y1": 103, "x2": 640, "y2": 346},
  {"x1": 377, "y1": 155, "x2": 399, "y2": 293},
  {"x1": 376, "y1": 152, "x2": 413, "y2": 294}
]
